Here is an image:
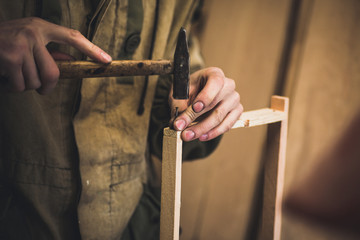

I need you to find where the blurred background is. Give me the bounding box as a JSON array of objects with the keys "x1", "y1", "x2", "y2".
[{"x1": 179, "y1": 0, "x2": 360, "y2": 239}]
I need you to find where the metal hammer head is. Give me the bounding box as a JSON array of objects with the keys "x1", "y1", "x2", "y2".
[{"x1": 173, "y1": 27, "x2": 190, "y2": 100}]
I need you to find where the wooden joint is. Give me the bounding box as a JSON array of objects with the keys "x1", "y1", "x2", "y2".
[{"x1": 271, "y1": 95, "x2": 289, "y2": 112}]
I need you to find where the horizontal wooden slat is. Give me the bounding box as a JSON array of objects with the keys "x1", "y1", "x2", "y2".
[{"x1": 232, "y1": 108, "x2": 287, "y2": 129}]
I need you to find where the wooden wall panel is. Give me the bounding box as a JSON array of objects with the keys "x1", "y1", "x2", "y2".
[
  {"x1": 282, "y1": 0, "x2": 360, "y2": 239},
  {"x1": 181, "y1": 0, "x2": 360, "y2": 239},
  {"x1": 180, "y1": 0, "x2": 291, "y2": 239}
]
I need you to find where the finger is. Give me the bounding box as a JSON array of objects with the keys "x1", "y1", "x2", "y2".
[
  {"x1": 8, "y1": 67, "x2": 25, "y2": 92},
  {"x1": 22, "y1": 54, "x2": 41, "y2": 90},
  {"x1": 202, "y1": 106, "x2": 243, "y2": 141},
  {"x1": 33, "y1": 45, "x2": 60, "y2": 94},
  {"x1": 181, "y1": 92, "x2": 241, "y2": 141},
  {"x1": 44, "y1": 24, "x2": 112, "y2": 63},
  {"x1": 173, "y1": 69, "x2": 226, "y2": 130},
  {"x1": 173, "y1": 73, "x2": 231, "y2": 131},
  {"x1": 191, "y1": 68, "x2": 225, "y2": 113},
  {"x1": 173, "y1": 103, "x2": 201, "y2": 131}
]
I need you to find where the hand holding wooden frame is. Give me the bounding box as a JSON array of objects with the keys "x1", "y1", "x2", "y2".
[{"x1": 160, "y1": 95, "x2": 289, "y2": 240}]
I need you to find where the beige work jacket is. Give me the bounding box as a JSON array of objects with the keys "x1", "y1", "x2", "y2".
[{"x1": 0, "y1": 0, "x2": 210, "y2": 239}]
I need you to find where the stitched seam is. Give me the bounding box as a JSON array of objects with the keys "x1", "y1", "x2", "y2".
[
  {"x1": 14, "y1": 181, "x2": 69, "y2": 189},
  {"x1": 109, "y1": 175, "x2": 142, "y2": 188},
  {"x1": 104, "y1": 81, "x2": 115, "y2": 235},
  {"x1": 111, "y1": 159, "x2": 143, "y2": 167},
  {"x1": 13, "y1": 161, "x2": 71, "y2": 170}
]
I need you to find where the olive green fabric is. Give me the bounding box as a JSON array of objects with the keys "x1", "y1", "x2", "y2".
[{"x1": 0, "y1": 0, "x2": 220, "y2": 239}]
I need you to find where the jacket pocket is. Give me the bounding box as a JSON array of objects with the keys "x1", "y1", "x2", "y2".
[
  {"x1": 13, "y1": 161, "x2": 72, "y2": 189},
  {"x1": 111, "y1": 154, "x2": 145, "y2": 186}
]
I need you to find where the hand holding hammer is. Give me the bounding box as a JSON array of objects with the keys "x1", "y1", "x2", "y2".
[{"x1": 0, "y1": 17, "x2": 242, "y2": 142}]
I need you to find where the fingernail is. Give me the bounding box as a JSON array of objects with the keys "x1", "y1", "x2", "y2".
[
  {"x1": 101, "y1": 51, "x2": 112, "y2": 62},
  {"x1": 193, "y1": 101, "x2": 204, "y2": 113},
  {"x1": 199, "y1": 134, "x2": 208, "y2": 141},
  {"x1": 175, "y1": 119, "x2": 186, "y2": 131},
  {"x1": 184, "y1": 130, "x2": 195, "y2": 140}
]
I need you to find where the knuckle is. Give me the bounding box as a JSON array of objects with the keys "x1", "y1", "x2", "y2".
[
  {"x1": 1, "y1": 36, "x2": 30, "y2": 59},
  {"x1": 21, "y1": 25, "x2": 38, "y2": 40},
  {"x1": 8, "y1": 38, "x2": 27, "y2": 56},
  {"x1": 209, "y1": 128, "x2": 220, "y2": 139},
  {"x1": 68, "y1": 29, "x2": 82, "y2": 42},
  {"x1": 19, "y1": 18, "x2": 43, "y2": 42},
  {"x1": 43, "y1": 67, "x2": 60, "y2": 83},
  {"x1": 12, "y1": 82, "x2": 25, "y2": 92},
  {"x1": 238, "y1": 103, "x2": 244, "y2": 113},
  {"x1": 224, "y1": 123, "x2": 232, "y2": 133},
  {"x1": 207, "y1": 67, "x2": 224, "y2": 77},
  {"x1": 224, "y1": 122, "x2": 232, "y2": 132},
  {"x1": 206, "y1": 67, "x2": 225, "y2": 82},
  {"x1": 214, "y1": 108, "x2": 225, "y2": 123},
  {"x1": 234, "y1": 91, "x2": 241, "y2": 103},
  {"x1": 89, "y1": 42, "x2": 97, "y2": 51},
  {"x1": 185, "y1": 107, "x2": 198, "y2": 121},
  {"x1": 227, "y1": 78, "x2": 236, "y2": 90},
  {"x1": 7, "y1": 54, "x2": 23, "y2": 68},
  {"x1": 208, "y1": 68, "x2": 225, "y2": 85},
  {"x1": 33, "y1": 81, "x2": 42, "y2": 89},
  {"x1": 191, "y1": 125, "x2": 206, "y2": 138}
]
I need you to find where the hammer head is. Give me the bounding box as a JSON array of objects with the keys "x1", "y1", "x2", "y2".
[{"x1": 173, "y1": 28, "x2": 190, "y2": 100}]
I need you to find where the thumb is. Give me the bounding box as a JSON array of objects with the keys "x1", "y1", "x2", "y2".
[{"x1": 172, "y1": 101, "x2": 204, "y2": 131}]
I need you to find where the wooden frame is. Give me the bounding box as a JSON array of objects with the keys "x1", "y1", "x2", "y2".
[{"x1": 160, "y1": 95, "x2": 289, "y2": 240}]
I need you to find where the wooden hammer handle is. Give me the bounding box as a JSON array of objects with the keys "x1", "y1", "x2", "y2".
[{"x1": 57, "y1": 60, "x2": 174, "y2": 79}]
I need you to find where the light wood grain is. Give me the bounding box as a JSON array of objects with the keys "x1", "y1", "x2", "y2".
[
  {"x1": 272, "y1": 96, "x2": 289, "y2": 239},
  {"x1": 259, "y1": 96, "x2": 289, "y2": 240},
  {"x1": 232, "y1": 108, "x2": 287, "y2": 129},
  {"x1": 160, "y1": 128, "x2": 182, "y2": 240},
  {"x1": 162, "y1": 96, "x2": 289, "y2": 240}
]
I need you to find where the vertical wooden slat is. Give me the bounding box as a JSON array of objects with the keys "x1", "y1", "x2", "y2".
[
  {"x1": 161, "y1": 96, "x2": 289, "y2": 240},
  {"x1": 272, "y1": 96, "x2": 289, "y2": 240},
  {"x1": 259, "y1": 96, "x2": 289, "y2": 240},
  {"x1": 160, "y1": 128, "x2": 183, "y2": 240}
]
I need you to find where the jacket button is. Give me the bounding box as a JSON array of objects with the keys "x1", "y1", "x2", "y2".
[{"x1": 124, "y1": 33, "x2": 141, "y2": 54}]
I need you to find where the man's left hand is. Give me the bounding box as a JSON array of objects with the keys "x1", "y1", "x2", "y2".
[{"x1": 169, "y1": 67, "x2": 243, "y2": 141}]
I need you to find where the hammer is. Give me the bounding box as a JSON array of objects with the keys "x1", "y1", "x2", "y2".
[{"x1": 57, "y1": 28, "x2": 190, "y2": 102}]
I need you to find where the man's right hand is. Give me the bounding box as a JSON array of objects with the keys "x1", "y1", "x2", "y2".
[{"x1": 0, "y1": 17, "x2": 112, "y2": 94}]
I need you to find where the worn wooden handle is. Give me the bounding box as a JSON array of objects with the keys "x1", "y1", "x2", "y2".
[{"x1": 57, "y1": 60, "x2": 174, "y2": 79}]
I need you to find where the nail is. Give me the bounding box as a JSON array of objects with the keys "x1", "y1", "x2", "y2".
[
  {"x1": 199, "y1": 134, "x2": 208, "y2": 141},
  {"x1": 193, "y1": 101, "x2": 204, "y2": 113},
  {"x1": 184, "y1": 130, "x2": 195, "y2": 140},
  {"x1": 175, "y1": 119, "x2": 186, "y2": 131},
  {"x1": 101, "y1": 51, "x2": 112, "y2": 62}
]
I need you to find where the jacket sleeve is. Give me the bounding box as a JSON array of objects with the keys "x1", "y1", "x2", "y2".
[{"x1": 148, "y1": 33, "x2": 222, "y2": 161}]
